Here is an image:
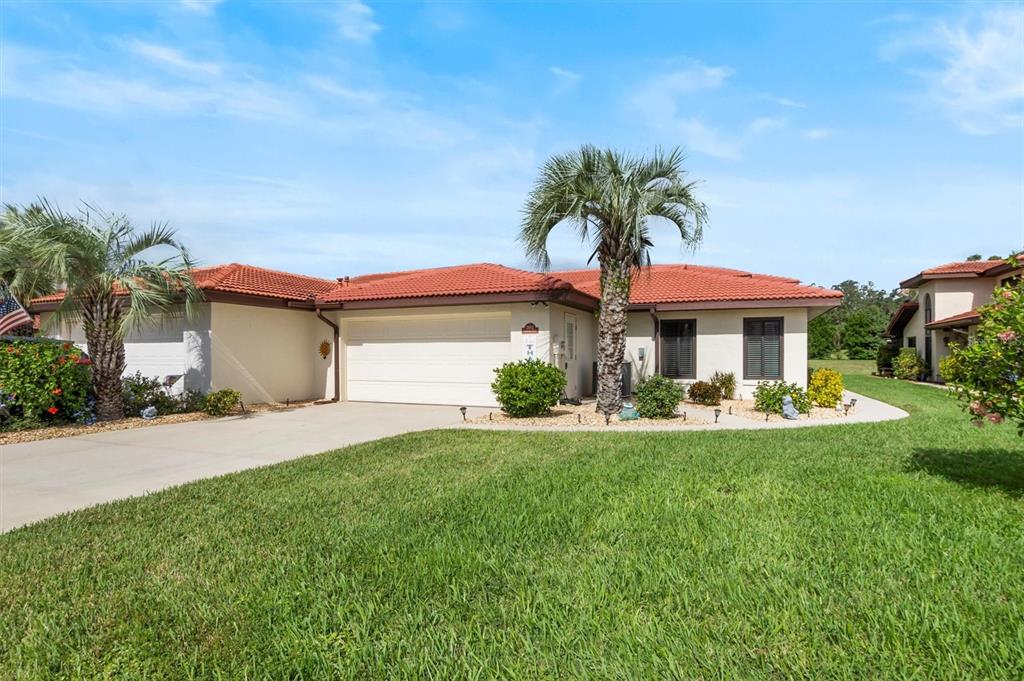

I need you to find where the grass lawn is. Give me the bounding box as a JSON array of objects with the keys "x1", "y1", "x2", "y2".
[
  {"x1": 809, "y1": 358, "x2": 876, "y2": 375},
  {"x1": 2, "y1": 374, "x2": 1022, "y2": 679}
]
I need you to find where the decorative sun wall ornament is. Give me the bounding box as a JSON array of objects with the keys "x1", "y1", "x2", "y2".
[{"x1": 319, "y1": 340, "x2": 331, "y2": 359}]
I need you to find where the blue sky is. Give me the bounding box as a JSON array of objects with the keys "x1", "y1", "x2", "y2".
[{"x1": 1, "y1": 1, "x2": 1022, "y2": 289}]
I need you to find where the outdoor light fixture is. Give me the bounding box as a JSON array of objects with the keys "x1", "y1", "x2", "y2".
[
  {"x1": 577, "y1": 413, "x2": 582, "y2": 424},
  {"x1": 489, "y1": 412, "x2": 493, "y2": 421},
  {"x1": 460, "y1": 406, "x2": 467, "y2": 421},
  {"x1": 843, "y1": 403, "x2": 851, "y2": 416},
  {"x1": 683, "y1": 411, "x2": 687, "y2": 421},
  {"x1": 765, "y1": 412, "x2": 769, "y2": 422},
  {"x1": 728, "y1": 406, "x2": 733, "y2": 415},
  {"x1": 850, "y1": 398, "x2": 858, "y2": 409},
  {"x1": 638, "y1": 347, "x2": 645, "y2": 361},
  {"x1": 714, "y1": 408, "x2": 721, "y2": 423}
]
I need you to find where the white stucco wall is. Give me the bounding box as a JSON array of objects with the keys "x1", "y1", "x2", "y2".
[
  {"x1": 209, "y1": 303, "x2": 322, "y2": 403},
  {"x1": 627, "y1": 307, "x2": 811, "y2": 391},
  {"x1": 38, "y1": 306, "x2": 212, "y2": 395},
  {"x1": 548, "y1": 303, "x2": 597, "y2": 397}
]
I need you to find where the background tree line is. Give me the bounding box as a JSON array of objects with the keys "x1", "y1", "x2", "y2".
[{"x1": 808, "y1": 280, "x2": 908, "y2": 360}]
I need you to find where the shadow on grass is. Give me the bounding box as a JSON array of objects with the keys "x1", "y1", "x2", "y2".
[{"x1": 908, "y1": 448, "x2": 1024, "y2": 498}]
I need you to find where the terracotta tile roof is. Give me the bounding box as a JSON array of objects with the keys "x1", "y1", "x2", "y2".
[
  {"x1": 902, "y1": 254, "x2": 1023, "y2": 288},
  {"x1": 29, "y1": 263, "x2": 337, "y2": 307},
  {"x1": 885, "y1": 301, "x2": 919, "y2": 336},
  {"x1": 926, "y1": 308, "x2": 981, "y2": 329},
  {"x1": 549, "y1": 264, "x2": 842, "y2": 305},
  {"x1": 319, "y1": 263, "x2": 579, "y2": 303}
]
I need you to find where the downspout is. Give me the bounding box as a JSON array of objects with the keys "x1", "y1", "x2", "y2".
[
  {"x1": 315, "y1": 307, "x2": 340, "y2": 402},
  {"x1": 650, "y1": 307, "x2": 659, "y2": 375}
]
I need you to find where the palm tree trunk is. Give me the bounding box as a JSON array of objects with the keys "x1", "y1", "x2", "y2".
[
  {"x1": 83, "y1": 297, "x2": 126, "y2": 421},
  {"x1": 596, "y1": 261, "x2": 631, "y2": 416}
]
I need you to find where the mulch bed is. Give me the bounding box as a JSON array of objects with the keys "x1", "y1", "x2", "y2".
[{"x1": 1, "y1": 400, "x2": 321, "y2": 446}]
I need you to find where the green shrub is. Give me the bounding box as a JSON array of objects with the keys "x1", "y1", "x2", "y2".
[
  {"x1": 0, "y1": 338, "x2": 91, "y2": 428},
  {"x1": 687, "y1": 380, "x2": 721, "y2": 406},
  {"x1": 204, "y1": 389, "x2": 242, "y2": 417},
  {"x1": 122, "y1": 372, "x2": 180, "y2": 417},
  {"x1": 753, "y1": 381, "x2": 811, "y2": 415},
  {"x1": 491, "y1": 359, "x2": 566, "y2": 417},
  {"x1": 892, "y1": 348, "x2": 925, "y2": 380},
  {"x1": 634, "y1": 375, "x2": 683, "y2": 418},
  {"x1": 808, "y1": 368, "x2": 844, "y2": 408},
  {"x1": 938, "y1": 354, "x2": 962, "y2": 384},
  {"x1": 876, "y1": 342, "x2": 899, "y2": 373},
  {"x1": 709, "y1": 371, "x2": 736, "y2": 400},
  {"x1": 122, "y1": 373, "x2": 209, "y2": 417}
]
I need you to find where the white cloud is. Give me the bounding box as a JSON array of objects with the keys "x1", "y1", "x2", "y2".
[
  {"x1": 179, "y1": 0, "x2": 222, "y2": 15},
  {"x1": 749, "y1": 117, "x2": 787, "y2": 134},
  {"x1": 882, "y1": 7, "x2": 1024, "y2": 134},
  {"x1": 335, "y1": 1, "x2": 381, "y2": 44},
  {"x1": 764, "y1": 94, "x2": 806, "y2": 108},
  {"x1": 549, "y1": 66, "x2": 581, "y2": 84},
  {"x1": 627, "y1": 60, "x2": 741, "y2": 160},
  {"x1": 804, "y1": 127, "x2": 835, "y2": 140},
  {"x1": 125, "y1": 40, "x2": 221, "y2": 76}
]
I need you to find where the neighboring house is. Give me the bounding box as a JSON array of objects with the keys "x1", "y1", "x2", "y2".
[
  {"x1": 30, "y1": 262, "x2": 841, "y2": 407},
  {"x1": 886, "y1": 255, "x2": 1023, "y2": 381}
]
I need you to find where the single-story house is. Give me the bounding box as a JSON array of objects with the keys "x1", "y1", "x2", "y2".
[{"x1": 31, "y1": 262, "x2": 842, "y2": 407}]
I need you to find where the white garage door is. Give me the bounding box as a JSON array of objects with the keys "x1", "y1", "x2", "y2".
[{"x1": 346, "y1": 314, "x2": 511, "y2": 406}]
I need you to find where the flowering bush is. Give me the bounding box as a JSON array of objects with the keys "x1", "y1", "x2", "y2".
[
  {"x1": 948, "y1": 277, "x2": 1023, "y2": 435},
  {"x1": 808, "y1": 368, "x2": 844, "y2": 407},
  {"x1": 0, "y1": 339, "x2": 92, "y2": 428}
]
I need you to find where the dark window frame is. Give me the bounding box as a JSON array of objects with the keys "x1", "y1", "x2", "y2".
[
  {"x1": 924, "y1": 293, "x2": 933, "y2": 325},
  {"x1": 659, "y1": 318, "x2": 697, "y2": 380},
  {"x1": 743, "y1": 317, "x2": 784, "y2": 380},
  {"x1": 907, "y1": 336, "x2": 917, "y2": 348}
]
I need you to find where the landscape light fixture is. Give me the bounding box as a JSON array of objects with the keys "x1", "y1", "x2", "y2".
[
  {"x1": 683, "y1": 411, "x2": 687, "y2": 422},
  {"x1": 843, "y1": 403, "x2": 851, "y2": 416},
  {"x1": 850, "y1": 398, "x2": 858, "y2": 409},
  {"x1": 728, "y1": 406, "x2": 733, "y2": 415},
  {"x1": 714, "y1": 408, "x2": 721, "y2": 423},
  {"x1": 577, "y1": 413, "x2": 582, "y2": 424},
  {"x1": 765, "y1": 412, "x2": 769, "y2": 422},
  {"x1": 460, "y1": 406, "x2": 467, "y2": 421}
]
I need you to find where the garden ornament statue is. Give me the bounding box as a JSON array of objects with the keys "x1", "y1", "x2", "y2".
[
  {"x1": 619, "y1": 402, "x2": 639, "y2": 421},
  {"x1": 140, "y1": 406, "x2": 158, "y2": 420},
  {"x1": 781, "y1": 395, "x2": 799, "y2": 420}
]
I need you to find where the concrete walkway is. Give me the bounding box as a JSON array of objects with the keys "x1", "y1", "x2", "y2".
[
  {"x1": 458, "y1": 390, "x2": 908, "y2": 433},
  {"x1": 1, "y1": 402, "x2": 486, "y2": 532}
]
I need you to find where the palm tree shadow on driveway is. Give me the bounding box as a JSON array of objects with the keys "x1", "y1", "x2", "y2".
[{"x1": 908, "y1": 448, "x2": 1024, "y2": 498}]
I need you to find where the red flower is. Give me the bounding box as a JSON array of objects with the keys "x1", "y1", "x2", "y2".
[
  {"x1": 52, "y1": 388, "x2": 62, "y2": 395},
  {"x1": 5, "y1": 346, "x2": 12, "y2": 353},
  {"x1": 47, "y1": 406, "x2": 59, "y2": 415},
  {"x1": 62, "y1": 342, "x2": 72, "y2": 350}
]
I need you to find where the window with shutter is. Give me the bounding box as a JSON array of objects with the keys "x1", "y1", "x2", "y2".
[
  {"x1": 743, "y1": 317, "x2": 784, "y2": 380},
  {"x1": 660, "y1": 319, "x2": 696, "y2": 379}
]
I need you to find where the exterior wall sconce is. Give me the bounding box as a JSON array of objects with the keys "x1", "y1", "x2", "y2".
[{"x1": 638, "y1": 347, "x2": 645, "y2": 361}]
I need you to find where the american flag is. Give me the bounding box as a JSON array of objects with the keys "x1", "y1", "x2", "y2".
[{"x1": 0, "y1": 282, "x2": 33, "y2": 335}]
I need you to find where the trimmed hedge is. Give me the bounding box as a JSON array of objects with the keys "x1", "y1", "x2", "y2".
[
  {"x1": 687, "y1": 380, "x2": 721, "y2": 406},
  {"x1": 634, "y1": 375, "x2": 683, "y2": 418},
  {"x1": 491, "y1": 360, "x2": 566, "y2": 417}
]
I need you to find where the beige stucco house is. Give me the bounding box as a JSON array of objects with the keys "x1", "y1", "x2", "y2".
[
  {"x1": 886, "y1": 256, "x2": 1022, "y2": 381},
  {"x1": 32, "y1": 262, "x2": 842, "y2": 408}
]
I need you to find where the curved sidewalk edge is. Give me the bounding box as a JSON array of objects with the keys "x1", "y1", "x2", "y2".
[{"x1": 455, "y1": 391, "x2": 909, "y2": 433}]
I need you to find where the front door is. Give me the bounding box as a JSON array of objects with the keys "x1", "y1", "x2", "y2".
[{"x1": 564, "y1": 313, "x2": 579, "y2": 398}]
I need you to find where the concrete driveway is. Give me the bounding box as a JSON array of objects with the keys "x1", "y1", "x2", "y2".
[{"x1": 1, "y1": 402, "x2": 486, "y2": 532}]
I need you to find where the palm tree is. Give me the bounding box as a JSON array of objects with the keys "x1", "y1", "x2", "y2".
[
  {"x1": 0, "y1": 205, "x2": 57, "y2": 305},
  {"x1": 520, "y1": 146, "x2": 708, "y2": 416},
  {"x1": 2, "y1": 202, "x2": 202, "y2": 420}
]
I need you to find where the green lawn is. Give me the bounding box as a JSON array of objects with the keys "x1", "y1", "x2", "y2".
[
  {"x1": 810, "y1": 358, "x2": 876, "y2": 375},
  {"x1": 2, "y1": 375, "x2": 1022, "y2": 679}
]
